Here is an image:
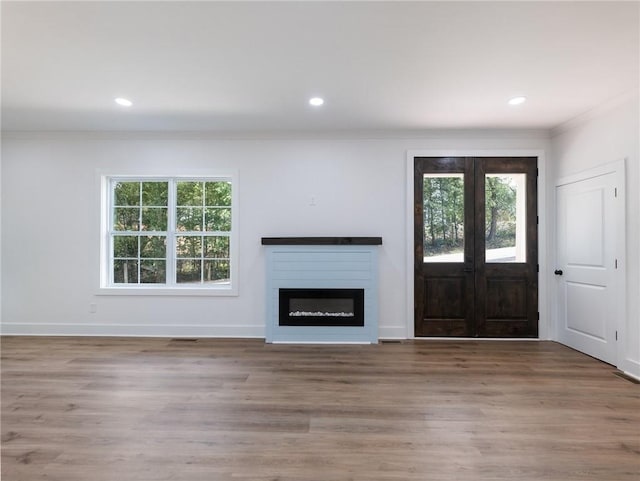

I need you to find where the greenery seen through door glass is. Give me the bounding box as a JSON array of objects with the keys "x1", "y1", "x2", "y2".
[{"x1": 423, "y1": 175, "x2": 464, "y2": 261}]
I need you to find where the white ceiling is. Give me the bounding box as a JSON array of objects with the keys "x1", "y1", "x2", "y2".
[{"x1": 2, "y1": 1, "x2": 638, "y2": 133}]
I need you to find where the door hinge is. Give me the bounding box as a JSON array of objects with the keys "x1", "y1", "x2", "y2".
[
  {"x1": 537, "y1": 215, "x2": 539, "y2": 225},
  {"x1": 537, "y1": 312, "x2": 540, "y2": 321},
  {"x1": 536, "y1": 264, "x2": 539, "y2": 273},
  {"x1": 615, "y1": 187, "x2": 618, "y2": 198},
  {"x1": 615, "y1": 331, "x2": 618, "y2": 341},
  {"x1": 615, "y1": 259, "x2": 618, "y2": 269}
]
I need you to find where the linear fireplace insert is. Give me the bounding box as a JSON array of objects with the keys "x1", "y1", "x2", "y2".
[
  {"x1": 263, "y1": 239, "x2": 380, "y2": 343},
  {"x1": 279, "y1": 288, "x2": 365, "y2": 327}
]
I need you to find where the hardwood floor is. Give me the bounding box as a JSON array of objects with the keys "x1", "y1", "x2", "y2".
[{"x1": 2, "y1": 337, "x2": 638, "y2": 481}]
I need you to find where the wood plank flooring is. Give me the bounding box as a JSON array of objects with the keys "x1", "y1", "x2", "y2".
[{"x1": 2, "y1": 337, "x2": 638, "y2": 481}]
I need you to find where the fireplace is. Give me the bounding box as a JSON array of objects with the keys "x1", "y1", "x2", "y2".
[
  {"x1": 279, "y1": 288, "x2": 365, "y2": 327},
  {"x1": 262, "y1": 237, "x2": 381, "y2": 343}
]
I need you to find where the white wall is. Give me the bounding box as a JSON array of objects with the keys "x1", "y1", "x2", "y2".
[
  {"x1": 0, "y1": 131, "x2": 549, "y2": 339},
  {"x1": 551, "y1": 93, "x2": 640, "y2": 378},
  {"x1": 0, "y1": 141, "x2": 2, "y2": 325}
]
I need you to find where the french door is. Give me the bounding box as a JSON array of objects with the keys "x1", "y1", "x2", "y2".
[{"x1": 414, "y1": 157, "x2": 538, "y2": 337}]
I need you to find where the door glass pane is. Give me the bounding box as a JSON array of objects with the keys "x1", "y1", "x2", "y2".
[
  {"x1": 423, "y1": 174, "x2": 464, "y2": 263},
  {"x1": 485, "y1": 174, "x2": 526, "y2": 263}
]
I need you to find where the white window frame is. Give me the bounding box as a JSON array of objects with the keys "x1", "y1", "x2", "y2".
[{"x1": 98, "y1": 173, "x2": 239, "y2": 296}]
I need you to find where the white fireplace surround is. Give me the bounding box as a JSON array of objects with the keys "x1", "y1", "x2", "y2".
[{"x1": 262, "y1": 238, "x2": 381, "y2": 343}]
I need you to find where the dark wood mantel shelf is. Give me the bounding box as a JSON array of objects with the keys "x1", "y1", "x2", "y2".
[{"x1": 261, "y1": 237, "x2": 382, "y2": 246}]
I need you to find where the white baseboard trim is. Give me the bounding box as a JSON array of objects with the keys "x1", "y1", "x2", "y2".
[
  {"x1": 378, "y1": 326, "x2": 407, "y2": 339},
  {"x1": 1, "y1": 323, "x2": 409, "y2": 342},
  {"x1": 411, "y1": 337, "x2": 540, "y2": 341},
  {"x1": 622, "y1": 358, "x2": 640, "y2": 381},
  {"x1": 0, "y1": 323, "x2": 265, "y2": 338}
]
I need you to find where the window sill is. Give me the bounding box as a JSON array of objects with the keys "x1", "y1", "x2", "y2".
[{"x1": 97, "y1": 286, "x2": 238, "y2": 297}]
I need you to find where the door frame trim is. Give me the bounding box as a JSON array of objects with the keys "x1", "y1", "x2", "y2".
[
  {"x1": 554, "y1": 158, "x2": 626, "y2": 370},
  {"x1": 406, "y1": 149, "x2": 548, "y2": 339}
]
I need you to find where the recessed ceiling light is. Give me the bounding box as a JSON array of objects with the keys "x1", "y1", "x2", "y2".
[
  {"x1": 114, "y1": 97, "x2": 133, "y2": 107},
  {"x1": 309, "y1": 97, "x2": 324, "y2": 107},
  {"x1": 508, "y1": 96, "x2": 527, "y2": 106}
]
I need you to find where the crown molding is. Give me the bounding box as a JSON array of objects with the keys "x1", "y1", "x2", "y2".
[
  {"x1": 1, "y1": 128, "x2": 550, "y2": 142},
  {"x1": 551, "y1": 89, "x2": 639, "y2": 138}
]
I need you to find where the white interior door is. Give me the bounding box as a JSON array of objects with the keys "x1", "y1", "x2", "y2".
[{"x1": 556, "y1": 164, "x2": 623, "y2": 365}]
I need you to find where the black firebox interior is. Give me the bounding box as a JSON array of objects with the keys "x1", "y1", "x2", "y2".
[{"x1": 279, "y1": 288, "x2": 365, "y2": 327}]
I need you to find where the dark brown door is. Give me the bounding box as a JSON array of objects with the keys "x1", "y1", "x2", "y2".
[{"x1": 414, "y1": 157, "x2": 538, "y2": 338}]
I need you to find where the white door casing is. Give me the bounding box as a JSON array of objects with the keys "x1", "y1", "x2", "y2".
[{"x1": 555, "y1": 160, "x2": 625, "y2": 365}]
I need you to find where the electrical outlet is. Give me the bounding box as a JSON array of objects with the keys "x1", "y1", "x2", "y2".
[{"x1": 89, "y1": 303, "x2": 97, "y2": 314}]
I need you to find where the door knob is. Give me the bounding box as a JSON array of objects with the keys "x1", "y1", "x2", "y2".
[{"x1": 554, "y1": 269, "x2": 563, "y2": 276}]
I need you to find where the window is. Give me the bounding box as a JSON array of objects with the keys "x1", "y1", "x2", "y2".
[{"x1": 101, "y1": 176, "x2": 236, "y2": 294}]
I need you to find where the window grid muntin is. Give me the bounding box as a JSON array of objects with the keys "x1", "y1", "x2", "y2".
[
  {"x1": 174, "y1": 180, "x2": 232, "y2": 285},
  {"x1": 108, "y1": 177, "x2": 232, "y2": 288},
  {"x1": 175, "y1": 180, "x2": 232, "y2": 233},
  {"x1": 175, "y1": 232, "x2": 231, "y2": 284},
  {"x1": 110, "y1": 180, "x2": 170, "y2": 285}
]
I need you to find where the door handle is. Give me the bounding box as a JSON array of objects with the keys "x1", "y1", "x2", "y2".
[{"x1": 554, "y1": 269, "x2": 563, "y2": 276}]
